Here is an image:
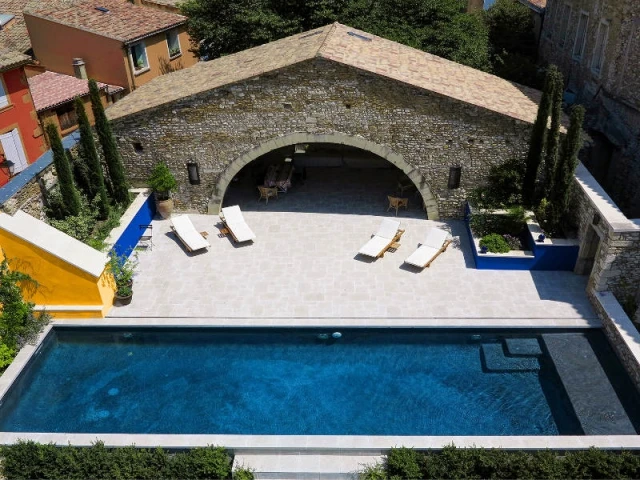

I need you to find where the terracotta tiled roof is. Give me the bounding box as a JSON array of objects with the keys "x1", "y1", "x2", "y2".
[
  {"x1": 27, "y1": 70, "x2": 124, "y2": 111},
  {"x1": 26, "y1": 0, "x2": 186, "y2": 44},
  {"x1": 143, "y1": 0, "x2": 182, "y2": 7},
  {"x1": 0, "y1": 47, "x2": 30, "y2": 71},
  {"x1": 107, "y1": 23, "x2": 547, "y2": 126},
  {"x1": 0, "y1": 0, "x2": 31, "y2": 52}
]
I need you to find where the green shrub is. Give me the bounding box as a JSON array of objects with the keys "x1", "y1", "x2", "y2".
[
  {"x1": 233, "y1": 466, "x2": 255, "y2": 480},
  {"x1": 148, "y1": 162, "x2": 177, "y2": 200},
  {"x1": 0, "y1": 343, "x2": 15, "y2": 369},
  {"x1": 0, "y1": 441, "x2": 234, "y2": 479},
  {"x1": 359, "y1": 462, "x2": 388, "y2": 480},
  {"x1": 470, "y1": 158, "x2": 526, "y2": 209},
  {"x1": 386, "y1": 447, "x2": 421, "y2": 480},
  {"x1": 479, "y1": 233, "x2": 511, "y2": 253},
  {"x1": 361, "y1": 447, "x2": 640, "y2": 480}
]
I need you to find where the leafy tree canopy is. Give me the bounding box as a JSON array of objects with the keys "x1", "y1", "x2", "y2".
[{"x1": 180, "y1": 0, "x2": 491, "y2": 71}]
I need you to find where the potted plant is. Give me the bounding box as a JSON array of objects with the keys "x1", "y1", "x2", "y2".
[
  {"x1": 109, "y1": 253, "x2": 138, "y2": 305},
  {"x1": 148, "y1": 161, "x2": 177, "y2": 219}
]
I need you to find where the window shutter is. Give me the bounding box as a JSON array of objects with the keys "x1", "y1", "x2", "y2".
[
  {"x1": 0, "y1": 77, "x2": 8, "y2": 108},
  {"x1": 0, "y1": 129, "x2": 28, "y2": 173}
]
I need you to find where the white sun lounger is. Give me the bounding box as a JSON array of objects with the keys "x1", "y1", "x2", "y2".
[
  {"x1": 358, "y1": 218, "x2": 404, "y2": 258},
  {"x1": 404, "y1": 227, "x2": 451, "y2": 268},
  {"x1": 170, "y1": 215, "x2": 210, "y2": 252},
  {"x1": 220, "y1": 205, "x2": 256, "y2": 243}
]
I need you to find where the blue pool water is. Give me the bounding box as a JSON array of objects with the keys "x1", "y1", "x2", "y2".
[{"x1": 0, "y1": 328, "x2": 636, "y2": 435}]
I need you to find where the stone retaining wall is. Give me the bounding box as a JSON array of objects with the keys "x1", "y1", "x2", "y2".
[
  {"x1": 111, "y1": 58, "x2": 532, "y2": 219},
  {"x1": 0, "y1": 165, "x2": 55, "y2": 220}
]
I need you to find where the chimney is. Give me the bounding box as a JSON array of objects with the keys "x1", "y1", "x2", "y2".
[
  {"x1": 467, "y1": 0, "x2": 484, "y2": 12},
  {"x1": 72, "y1": 58, "x2": 87, "y2": 79}
]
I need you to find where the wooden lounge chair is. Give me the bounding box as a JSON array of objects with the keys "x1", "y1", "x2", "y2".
[
  {"x1": 170, "y1": 215, "x2": 210, "y2": 252},
  {"x1": 220, "y1": 205, "x2": 256, "y2": 243},
  {"x1": 404, "y1": 227, "x2": 451, "y2": 268},
  {"x1": 358, "y1": 218, "x2": 404, "y2": 258}
]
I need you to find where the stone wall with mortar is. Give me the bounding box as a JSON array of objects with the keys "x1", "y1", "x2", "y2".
[
  {"x1": 0, "y1": 165, "x2": 56, "y2": 220},
  {"x1": 540, "y1": 0, "x2": 640, "y2": 218},
  {"x1": 110, "y1": 58, "x2": 532, "y2": 219},
  {"x1": 573, "y1": 164, "x2": 640, "y2": 319}
]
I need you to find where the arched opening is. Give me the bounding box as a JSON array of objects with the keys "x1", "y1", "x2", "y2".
[{"x1": 208, "y1": 133, "x2": 439, "y2": 219}]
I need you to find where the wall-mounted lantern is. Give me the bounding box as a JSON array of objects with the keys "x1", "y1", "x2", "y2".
[
  {"x1": 0, "y1": 157, "x2": 15, "y2": 178},
  {"x1": 187, "y1": 162, "x2": 200, "y2": 185},
  {"x1": 448, "y1": 166, "x2": 461, "y2": 189}
]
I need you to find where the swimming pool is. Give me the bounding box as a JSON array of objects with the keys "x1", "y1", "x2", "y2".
[{"x1": 0, "y1": 327, "x2": 638, "y2": 436}]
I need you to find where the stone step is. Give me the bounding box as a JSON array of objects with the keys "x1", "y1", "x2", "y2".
[
  {"x1": 542, "y1": 333, "x2": 637, "y2": 435},
  {"x1": 233, "y1": 452, "x2": 383, "y2": 479},
  {"x1": 503, "y1": 337, "x2": 543, "y2": 356},
  {"x1": 481, "y1": 343, "x2": 540, "y2": 372}
]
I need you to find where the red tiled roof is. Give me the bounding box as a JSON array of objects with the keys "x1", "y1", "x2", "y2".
[
  {"x1": 520, "y1": 0, "x2": 547, "y2": 10},
  {"x1": 27, "y1": 70, "x2": 124, "y2": 111},
  {"x1": 0, "y1": 0, "x2": 31, "y2": 52},
  {"x1": 26, "y1": 0, "x2": 186, "y2": 44}
]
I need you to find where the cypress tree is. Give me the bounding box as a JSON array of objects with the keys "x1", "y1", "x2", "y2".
[
  {"x1": 550, "y1": 105, "x2": 585, "y2": 228},
  {"x1": 46, "y1": 123, "x2": 81, "y2": 217},
  {"x1": 75, "y1": 97, "x2": 110, "y2": 219},
  {"x1": 88, "y1": 79, "x2": 130, "y2": 205},
  {"x1": 543, "y1": 66, "x2": 564, "y2": 198},
  {"x1": 522, "y1": 66, "x2": 555, "y2": 205}
]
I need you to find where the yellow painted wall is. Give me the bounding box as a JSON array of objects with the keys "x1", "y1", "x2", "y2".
[
  {"x1": 128, "y1": 27, "x2": 198, "y2": 88},
  {"x1": 0, "y1": 229, "x2": 114, "y2": 317}
]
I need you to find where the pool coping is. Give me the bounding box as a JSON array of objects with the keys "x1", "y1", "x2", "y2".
[{"x1": 5, "y1": 319, "x2": 640, "y2": 452}]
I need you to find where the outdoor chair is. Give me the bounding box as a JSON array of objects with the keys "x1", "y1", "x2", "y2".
[
  {"x1": 220, "y1": 205, "x2": 256, "y2": 243},
  {"x1": 404, "y1": 227, "x2": 451, "y2": 269},
  {"x1": 358, "y1": 218, "x2": 404, "y2": 258},
  {"x1": 170, "y1": 215, "x2": 210, "y2": 253},
  {"x1": 257, "y1": 185, "x2": 278, "y2": 204},
  {"x1": 387, "y1": 195, "x2": 409, "y2": 216}
]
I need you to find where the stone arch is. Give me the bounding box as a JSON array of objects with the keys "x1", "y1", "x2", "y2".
[{"x1": 208, "y1": 132, "x2": 440, "y2": 220}]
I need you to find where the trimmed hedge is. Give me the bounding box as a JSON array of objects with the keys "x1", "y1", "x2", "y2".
[
  {"x1": 360, "y1": 447, "x2": 640, "y2": 480},
  {"x1": 0, "y1": 441, "x2": 242, "y2": 480}
]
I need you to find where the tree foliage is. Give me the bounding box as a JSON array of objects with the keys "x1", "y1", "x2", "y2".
[
  {"x1": 543, "y1": 66, "x2": 564, "y2": 198},
  {"x1": 46, "y1": 123, "x2": 81, "y2": 217},
  {"x1": 89, "y1": 79, "x2": 130, "y2": 206},
  {"x1": 180, "y1": 0, "x2": 491, "y2": 71},
  {"x1": 485, "y1": 0, "x2": 538, "y2": 86},
  {"x1": 0, "y1": 256, "x2": 50, "y2": 352},
  {"x1": 522, "y1": 66, "x2": 556, "y2": 205},
  {"x1": 75, "y1": 97, "x2": 110, "y2": 219}
]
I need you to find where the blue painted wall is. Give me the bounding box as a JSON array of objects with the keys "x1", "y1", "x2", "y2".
[
  {"x1": 465, "y1": 204, "x2": 579, "y2": 271},
  {"x1": 111, "y1": 195, "x2": 156, "y2": 258}
]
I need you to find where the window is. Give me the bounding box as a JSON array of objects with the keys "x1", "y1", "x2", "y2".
[
  {"x1": 591, "y1": 20, "x2": 609, "y2": 75},
  {"x1": 56, "y1": 102, "x2": 78, "y2": 131},
  {"x1": 129, "y1": 42, "x2": 149, "y2": 72},
  {"x1": 0, "y1": 129, "x2": 28, "y2": 174},
  {"x1": 558, "y1": 4, "x2": 572, "y2": 47},
  {"x1": 0, "y1": 75, "x2": 8, "y2": 108},
  {"x1": 572, "y1": 12, "x2": 589, "y2": 60},
  {"x1": 166, "y1": 30, "x2": 181, "y2": 58}
]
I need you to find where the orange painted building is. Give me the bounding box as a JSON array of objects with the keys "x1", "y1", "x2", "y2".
[
  {"x1": 0, "y1": 49, "x2": 46, "y2": 187},
  {"x1": 24, "y1": 0, "x2": 198, "y2": 94}
]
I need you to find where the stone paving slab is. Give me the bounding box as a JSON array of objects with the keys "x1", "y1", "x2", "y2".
[
  {"x1": 109, "y1": 211, "x2": 595, "y2": 322},
  {"x1": 109, "y1": 168, "x2": 596, "y2": 323}
]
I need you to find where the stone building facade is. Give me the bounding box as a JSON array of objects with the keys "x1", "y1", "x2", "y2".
[
  {"x1": 540, "y1": 0, "x2": 640, "y2": 218},
  {"x1": 107, "y1": 24, "x2": 542, "y2": 220}
]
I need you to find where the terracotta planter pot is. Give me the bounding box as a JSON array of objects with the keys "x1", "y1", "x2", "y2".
[
  {"x1": 156, "y1": 196, "x2": 174, "y2": 219},
  {"x1": 114, "y1": 293, "x2": 133, "y2": 306}
]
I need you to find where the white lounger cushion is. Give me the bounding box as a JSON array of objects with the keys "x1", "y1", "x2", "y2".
[
  {"x1": 358, "y1": 219, "x2": 401, "y2": 257},
  {"x1": 376, "y1": 218, "x2": 401, "y2": 239},
  {"x1": 171, "y1": 215, "x2": 210, "y2": 251},
  {"x1": 221, "y1": 205, "x2": 256, "y2": 242},
  {"x1": 405, "y1": 245, "x2": 440, "y2": 267},
  {"x1": 424, "y1": 227, "x2": 449, "y2": 249},
  {"x1": 405, "y1": 227, "x2": 450, "y2": 267}
]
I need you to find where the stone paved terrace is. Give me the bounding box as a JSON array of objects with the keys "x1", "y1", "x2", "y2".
[{"x1": 109, "y1": 168, "x2": 597, "y2": 324}]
